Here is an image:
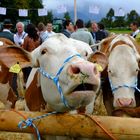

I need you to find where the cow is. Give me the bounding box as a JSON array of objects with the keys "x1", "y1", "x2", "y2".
[
  {"x1": 90, "y1": 34, "x2": 140, "y2": 116},
  {"x1": 0, "y1": 34, "x2": 107, "y2": 139},
  {"x1": 0, "y1": 38, "x2": 27, "y2": 109}
]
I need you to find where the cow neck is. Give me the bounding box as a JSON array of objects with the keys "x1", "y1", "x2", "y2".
[
  {"x1": 100, "y1": 35, "x2": 116, "y2": 56},
  {"x1": 38, "y1": 54, "x2": 81, "y2": 110},
  {"x1": 109, "y1": 40, "x2": 134, "y2": 53}
]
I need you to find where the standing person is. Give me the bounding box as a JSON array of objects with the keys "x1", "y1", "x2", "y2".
[
  {"x1": 62, "y1": 20, "x2": 74, "y2": 38},
  {"x1": 22, "y1": 23, "x2": 41, "y2": 52},
  {"x1": 37, "y1": 22, "x2": 48, "y2": 43},
  {"x1": 130, "y1": 21, "x2": 140, "y2": 38},
  {"x1": 98, "y1": 23, "x2": 109, "y2": 38},
  {"x1": 46, "y1": 22, "x2": 55, "y2": 37},
  {"x1": 0, "y1": 19, "x2": 14, "y2": 42},
  {"x1": 14, "y1": 22, "x2": 27, "y2": 47},
  {"x1": 91, "y1": 21, "x2": 106, "y2": 43},
  {"x1": 22, "y1": 23, "x2": 41, "y2": 82},
  {"x1": 71, "y1": 19, "x2": 94, "y2": 45},
  {"x1": 90, "y1": 21, "x2": 98, "y2": 43}
]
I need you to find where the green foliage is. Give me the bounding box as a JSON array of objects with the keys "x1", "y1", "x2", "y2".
[
  {"x1": 1, "y1": 1, "x2": 140, "y2": 29},
  {"x1": 100, "y1": 8, "x2": 140, "y2": 28},
  {"x1": 64, "y1": 12, "x2": 71, "y2": 20}
]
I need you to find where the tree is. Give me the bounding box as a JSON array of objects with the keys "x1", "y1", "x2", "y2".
[
  {"x1": 106, "y1": 8, "x2": 114, "y2": 27},
  {"x1": 0, "y1": 0, "x2": 44, "y2": 25},
  {"x1": 126, "y1": 10, "x2": 139, "y2": 25},
  {"x1": 85, "y1": 20, "x2": 91, "y2": 28},
  {"x1": 63, "y1": 12, "x2": 71, "y2": 20},
  {"x1": 28, "y1": 0, "x2": 43, "y2": 25},
  {"x1": 113, "y1": 16, "x2": 126, "y2": 27}
]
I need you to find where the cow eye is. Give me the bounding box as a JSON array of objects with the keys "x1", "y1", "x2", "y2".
[
  {"x1": 136, "y1": 68, "x2": 140, "y2": 72},
  {"x1": 108, "y1": 69, "x2": 114, "y2": 75},
  {"x1": 41, "y1": 49, "x2": 47, "y2": 55},
  {"x1": 85, "y1": 51, "x2": 88, "y2": 57}
]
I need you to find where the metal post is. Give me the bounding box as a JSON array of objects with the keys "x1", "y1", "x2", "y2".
[{"x1": 74, "y1": 0, "x2": 77, "y2": 24}]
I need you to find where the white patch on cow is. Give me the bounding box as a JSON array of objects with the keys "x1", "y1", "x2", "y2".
[
  {"x1": 0, "y1": 41, "x2": 3, "y2": 46},
  {"x1": 29, "y1": 33, "x2": 100, "y2": 112},
  {"x1": 108, "y1": 45, "x2": 138, "y2": 107},
  {"x1": 26, "y1": 68, "x2": 38, "y2": 89},
  {"x1": 0, "y1": 65, "x2": 2, "y2": 72},
  {"x1": 0, "y1": 82, "x2": 12, "y2": 109}
]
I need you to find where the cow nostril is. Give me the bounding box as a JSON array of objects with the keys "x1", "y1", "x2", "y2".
[
  {"x1": 70, "y1": 65, "x2": 80, "y2": 74},
  {"x1": 93, "y1": 66, "x2": 98, "y2": 75},
  {"x1": 117, "y1": 98, "x2": 133, "y2": 107}
]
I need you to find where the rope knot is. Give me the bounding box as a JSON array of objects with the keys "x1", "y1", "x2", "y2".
[
  {"x1": 18, "y1": 118, "x2": 33, "y2": 129},
  {"x1": 53, "y1": 77, "x2": 59, "y2": 85}
]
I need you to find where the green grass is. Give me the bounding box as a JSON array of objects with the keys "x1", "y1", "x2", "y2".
[{"x1": 108, "y1": 29, "x2": 131, "y2": 34}]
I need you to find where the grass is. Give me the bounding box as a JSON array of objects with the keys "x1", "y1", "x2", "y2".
[{"x1": 108, "y1": 29, "x2": 131, "y2": 34}]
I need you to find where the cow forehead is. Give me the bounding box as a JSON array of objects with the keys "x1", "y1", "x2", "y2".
[
  {"x1": 38, "y1": 34, "x2": 92, "y2": 55},
  {"x1": 108, "y1": 45, "x2": 138, "y2": 71},
  {"x1": 109, "y1": 34, "x2": 135, "y2": 51}
]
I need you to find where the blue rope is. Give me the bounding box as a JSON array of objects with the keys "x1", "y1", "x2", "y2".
[
  {"x1": 38, "y1": 54, "x2": 81, "y2": 109},
  {"x1": 109, "y1": 78, "x2": 140, "y2": 93},
  {"x1": 18, "y1": 111, "x2": 57, "y2": 140},
  {"x1": 18, "y1": 54, "x2": 82, "y2": 140}
]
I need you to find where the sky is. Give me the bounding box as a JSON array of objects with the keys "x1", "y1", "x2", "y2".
[{"x1": 42, "y1": 0, "x2": 140, "y2": 21}]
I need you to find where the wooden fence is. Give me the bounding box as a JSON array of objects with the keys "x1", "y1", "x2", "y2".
[{"x1": 0, "y1": 110, "x2": 140, "y2": 140}]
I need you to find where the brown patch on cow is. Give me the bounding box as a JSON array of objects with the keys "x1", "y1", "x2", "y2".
[
  {"x1": 7, "y1": 88, "x2": 18, "y2": 108},
  {"x1": 110, "y1": 40, "x2": 134, "y2": 53},
  {"x1": 0, "y1": 63, "x2": 12, "y2": 84},
  {"x1": 88, "y1": 51, "x2": 108, "y2": 71},
  {"x1": 25, "y1": 71, "x2": 46, "y2": 111},
  {"x1": 112, "y1": 107, "x2": 140, "y2": 118},
  {"x1": 0, "y1": 38, "x2": 14, "y2": 47},
  {"x1": 100, "y1": 35, "x2": 116, "y2": 55},
  {"x1": 0, "y1": 46, "x2": 32, "y2": 68},
  {"x1": 77, "y1": 107, "x2": 86, "y2": 114}
]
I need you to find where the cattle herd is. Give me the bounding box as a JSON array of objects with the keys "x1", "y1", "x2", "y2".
[{"x1": 0, "y1": 33, "x2": 140, "y2": 139}]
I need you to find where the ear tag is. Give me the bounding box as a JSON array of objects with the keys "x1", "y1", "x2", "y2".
[
  {"x1": 9, "y1": 63, "x2": 21, "y2": 73},
  {"x1": 96, "y1": 63, "x2": 103, "y2": 72}
]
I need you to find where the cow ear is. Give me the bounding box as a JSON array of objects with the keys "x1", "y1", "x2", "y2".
[
  {"x1": 0, "y1": 46, "x2": 32, "y2": 68},
  {"x1": 88, "y1": 51, "x2": 108, "y2": 72}
]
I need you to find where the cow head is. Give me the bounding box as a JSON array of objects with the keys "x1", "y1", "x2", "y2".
[
  {"x1": 106, "y1": 34, "x2": 140, "y2": 108},
  {"x1": 0, "y1": 34, "x2": 107, "y2": 112},
  {"x1": 30, "y1": 34, "x2": 106, "y2": 112}
]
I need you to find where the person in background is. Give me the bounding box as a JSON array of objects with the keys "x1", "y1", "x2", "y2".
[
  {"x1": 98, "y1": 23, "x2": 109, "y2": 38},
  {"x1": 22, "y1": 23, "x2": 41, "y2": 83},
  {"x1": 90, "y1": 21, "x2": 98, "y2": 43},
  {"x1": 22, "y1": 23, "x2": 41, "y2": 52},
  {"x1": 130, "y1": 21, "x2": 140, "y2": 38},
  {"x1": 62, "y1": 20, "x2": 74, "y2": 38},
  {"x1": 46, "y1": 22, "x2": 55, "y2": 37},
  {"x1": 0, "y1": 19, "x2": 14, "y2": 42},
  {"x1": 14, "y1": 22, "x2": 27, "y2": 47},
  {"x1": 37, "y1": 22, "x2": 48, "y2": 43},
  {"x1": 71, "y1": 19, "x2": 94, "y2": 45},
  {"x1": 90, "y1": 21, "x2": 106, "y2": 43}
]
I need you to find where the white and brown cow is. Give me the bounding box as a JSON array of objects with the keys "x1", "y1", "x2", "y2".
[
  {"x1": 0, "y1": 34, "x2": 107, "y2": 112},
  {"x1": 90, "y1": 34, "x2": 140, "y2": 116},
  {"x1": 24, "y1": 34, "x2": 107, "y2": 114},
  {"x1": 0, "y1": 34, "x2": 107, "y2": 139},
  {"x1": 0, "y1": 38, "x2": 27, "y2": 109}
]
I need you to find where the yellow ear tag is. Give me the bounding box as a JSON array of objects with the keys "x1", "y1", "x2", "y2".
[
  {"x1": 9, "y1": 63, "x2": 21, "y2": 73},
  {"x1": 96, "y1": 64, "x2": 103, "y2": 72}
]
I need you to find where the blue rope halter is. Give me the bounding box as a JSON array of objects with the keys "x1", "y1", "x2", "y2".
[
  {"x1": 109, "y1": 78, "x2": 140, "y2": 93},
  {"x1": 18, "y1": 111, "x2": 57, "y2": 140},
  {"x1": 38, "y1": 54, "x2": 81, "y2": 109}
]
